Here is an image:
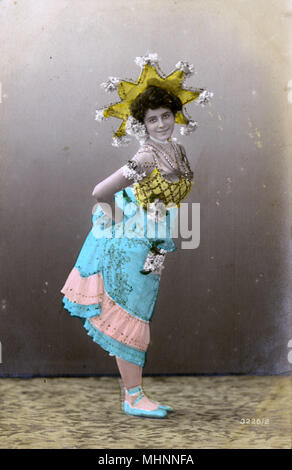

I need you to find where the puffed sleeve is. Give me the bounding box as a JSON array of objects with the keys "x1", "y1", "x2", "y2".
[{"x1": 121, "y1": 148, "x2": 155, "y2": 184}]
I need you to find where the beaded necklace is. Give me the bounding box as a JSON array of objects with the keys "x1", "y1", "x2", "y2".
[{"x1": 147, "y1": 141, "x2": 193, "y2": 180}]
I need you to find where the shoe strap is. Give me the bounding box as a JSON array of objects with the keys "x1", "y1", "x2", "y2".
[
  {"x1": 126, "y1": 385, "x2": 143, "y2": 395},
  {"x1": 133, "y1": 393, "x2": 145, "y2": 406},
  {"x1": 125, "y1": 386, "x2": 145, "y2": 406}
]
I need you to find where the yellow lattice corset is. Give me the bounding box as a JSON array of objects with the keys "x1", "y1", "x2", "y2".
[{"x1": 134, "y1": 168, "x2": 194, "y2": 209}]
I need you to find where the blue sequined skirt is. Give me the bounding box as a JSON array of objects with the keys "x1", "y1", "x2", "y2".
[{"x1": 61, "y1": 186, "x2": 178, "y2": 367}]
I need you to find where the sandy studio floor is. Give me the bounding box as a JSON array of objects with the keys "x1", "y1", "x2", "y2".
[{"x1": 0, "y1": 374, "x2": 291, "y2": 449}]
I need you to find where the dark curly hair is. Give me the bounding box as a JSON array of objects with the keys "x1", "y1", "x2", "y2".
[{"x1": 130, "y1": 86, "x2": 182, "y2": 123}]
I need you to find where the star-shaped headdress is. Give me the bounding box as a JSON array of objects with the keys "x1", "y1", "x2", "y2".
[{"x1": 95, "y1": 53, "x2": 213, "y2": 146}]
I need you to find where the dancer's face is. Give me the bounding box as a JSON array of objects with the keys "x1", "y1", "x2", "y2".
[{"x1": 144, "y1": 107, "x2": 175, "y2": 141}]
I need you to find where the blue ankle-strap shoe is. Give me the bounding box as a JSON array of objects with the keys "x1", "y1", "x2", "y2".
[
  {"x1": 123, "y1": 386, "x2": 168, "y2": 419},
  {"x1": 123, "y1": 400, "x2": 168, "y2": 418},
  {"x1": 119, "y1": 382, "x2": 172, "y2": 417}
]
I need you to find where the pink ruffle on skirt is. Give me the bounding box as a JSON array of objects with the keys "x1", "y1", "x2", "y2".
[{"x1": 61, "y1": 267, "x2": 150, "y2": 352}]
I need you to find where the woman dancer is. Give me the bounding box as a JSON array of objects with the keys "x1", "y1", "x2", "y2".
[{"x1": 61, "y1": 55, "x2": 211, "y2": 418}]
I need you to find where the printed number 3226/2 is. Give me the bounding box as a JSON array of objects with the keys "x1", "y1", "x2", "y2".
[{"x1": 240, "y1": 418, "x2": 269, "y2": 425}]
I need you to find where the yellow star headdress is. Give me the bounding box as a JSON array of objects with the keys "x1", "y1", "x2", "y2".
[{"x1": 95, "y1": 53, "x2": 213, "y2": 146}]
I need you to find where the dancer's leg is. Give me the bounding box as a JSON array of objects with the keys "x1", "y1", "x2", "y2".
[
  {"x1": 115, "y1": 356, "x2": 160, "y2": 411},
  {"x1": 115, "y1": 356, "x2": 142, "y2": 389}
]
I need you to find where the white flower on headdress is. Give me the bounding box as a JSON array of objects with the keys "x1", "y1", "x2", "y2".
[
  {"x1": 196, "y1": 90, "x2": 214, "y2": 106},
  {"x1": 180, "y1": 120, "x2": 199, "y2": 136},
  {"x1": 95, "y1": 109, "x2": 106, "y2": 121},
  {"x1": 112, "y1": 135, "x2": 131, "y2": 147},
  {"x1": 100, "y1": 76, "x2": 120, "y2": 93},
  {"x1": 135, "y1": 53, "x2": 159, "y2": 68},
  {"x1": 175, "y1": 61, "x2": 195, "y2": 77},
  {"x1": 126, "y1": 116, "x2": 148, "y2": 141}
]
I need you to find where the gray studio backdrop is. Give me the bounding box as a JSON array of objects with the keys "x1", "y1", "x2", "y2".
[{"x1": 0, "y1": 0, "x2": 291, "y2": 376}]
